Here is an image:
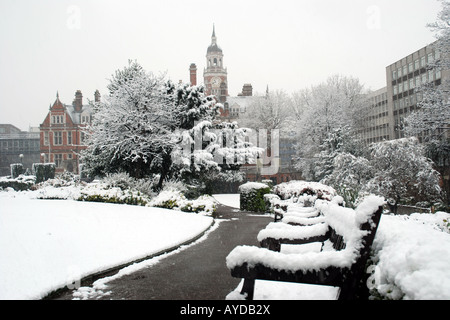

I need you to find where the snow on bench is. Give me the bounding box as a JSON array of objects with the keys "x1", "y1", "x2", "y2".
[
  {"x1": 258, "y1": 221, "x2": 329, "y2": 251},
  {"x1": 226, "y1": 195, "x2": 385, "y2": 300}
]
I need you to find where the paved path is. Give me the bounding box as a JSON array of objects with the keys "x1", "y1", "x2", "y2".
[{"x1": 54, "y1": 204, "x2": 272, "y2": 300}]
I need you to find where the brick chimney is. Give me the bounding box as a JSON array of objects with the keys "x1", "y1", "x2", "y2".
[
  {"x1": 189, "y1": 63, "x2": 197, "y2": 86},
  {"x1": 94, "y1": 89, "x2": 101, "y2": 103},
  {"x1": 242, "y1": 84, "x2": 253, "y2": 96},
  {"x1": 73, "y1": 90, "x2": 83, "y2": 112}
]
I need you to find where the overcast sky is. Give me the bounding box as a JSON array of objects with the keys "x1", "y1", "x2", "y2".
[{"x1": 0, "y1": 0, "x2": 443, "y2": 131}]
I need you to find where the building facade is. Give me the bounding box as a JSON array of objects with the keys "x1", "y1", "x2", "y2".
[
  {"x1": 358, "y1": 87, "x2": 391, "y2": 144},
  {"x1": 0, "y1": 124, "x2": 40, "y2": 176},
  {"x1": 39, "y1": 90, "x2": 99, "y2": 174},
  {"x1": 385, "y1": 41, "x2": 449, "y2": 140}
]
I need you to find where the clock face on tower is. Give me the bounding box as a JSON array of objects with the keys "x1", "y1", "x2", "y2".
[{"x1": 211, "y1": 77, "x2": 221, "y2": 88}]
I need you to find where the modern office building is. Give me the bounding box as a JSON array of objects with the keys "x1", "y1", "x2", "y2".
[
  {"x1": 358, "y1": 87, "x2": 391, "y2": 144},
  {"x1": 385, "y1": 41, "x2": 449, "y2": 140}
]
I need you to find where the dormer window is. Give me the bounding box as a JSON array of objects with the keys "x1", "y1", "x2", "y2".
[{"x1": 81, "y1": 115, "x2": 90, "y2": 123}]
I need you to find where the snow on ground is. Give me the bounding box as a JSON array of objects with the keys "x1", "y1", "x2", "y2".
[
  {"x1": 212, "y1": 194, "x2": 240, "y2": 209},
  {"x1": 1, "y1": 188, "x2": 450, "y2": 300},
  {"x1": 0, "y1": 192, "x2": 213, "y2": 300}
]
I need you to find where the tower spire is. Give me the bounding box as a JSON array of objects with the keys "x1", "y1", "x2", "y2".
[{"x1": 211, "y1": 24, "x2": 216, "y2": 44}]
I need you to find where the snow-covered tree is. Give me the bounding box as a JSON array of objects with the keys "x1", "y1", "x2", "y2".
[
  {"x1": 364, "y1": 137, "x2": 442, "y2": 212},
  {"x1": 171, "y1": 120, "x2": 261, "y2": 195},
  {"x1": 292, "y1": 75, "x2": 367, "y2": 180},
  {"x1": 82, "y1": 61, "x2": 260, "y2": 192},
  {"x1": 321, "y1": 152, "x2": 373, "y2": 207},
  {"x1": 238, "y1": 90, "x2": 292, "y2": 131},
  {"x1": 82, "y1": 61, "x2": 178, "y2": 182}
]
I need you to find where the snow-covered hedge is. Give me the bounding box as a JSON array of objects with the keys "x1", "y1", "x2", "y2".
[
  {"x1": 10, "y1": 163, "x2": 24, "y2": 178},
  {"x1": 370, "y1": 211, "x2": 450, "y2": 300},
  {"x1": 0, "y1": 175, "x2": 36, "y2": 191},
  {"x1": 273, "y1": 180, "x2": 338, "y2": 206},
  {"x1": 147, "y1": 187, "x2": 217, "y2": 215},
  {"x1": 239, "y1": 182, "x2": 271, "y2": 212},
  {"x1": 32, "y1": 163, "x2": 55, "y2": 183}
]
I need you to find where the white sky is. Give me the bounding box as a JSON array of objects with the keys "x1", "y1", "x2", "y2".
[{"x1": 0, "y1": 0, "x2": 443, "y2": 131}]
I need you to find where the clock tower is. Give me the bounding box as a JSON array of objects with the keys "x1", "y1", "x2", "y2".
[{"x1": 203, "y1": 25, "x2": 228, "y2": 103}]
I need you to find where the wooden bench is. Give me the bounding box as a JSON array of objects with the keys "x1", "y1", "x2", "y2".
[
  {"x1": 273, "y1": 201, "x2": 320, "y2": 222},
  {"x1": 226, "y1": 195, "x2": 385, "y2": 300}
]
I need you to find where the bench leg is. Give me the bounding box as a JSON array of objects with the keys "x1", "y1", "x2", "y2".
[{"x1": 240, "y1": 278, "x2": 255, "y2": 300}]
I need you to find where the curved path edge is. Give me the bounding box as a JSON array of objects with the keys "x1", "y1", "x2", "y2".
[{"x1": 42, "y1": 216, "x2": 216, "y2": 300}]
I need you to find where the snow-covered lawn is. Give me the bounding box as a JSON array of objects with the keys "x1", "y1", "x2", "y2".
[{"x1": 0, "y1": 192, "x2": 213, "y2": 300}]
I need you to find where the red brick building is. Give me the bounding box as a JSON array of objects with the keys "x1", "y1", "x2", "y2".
[{"x1": 39, "y1": 90, "x2": 99, "y2": 174}]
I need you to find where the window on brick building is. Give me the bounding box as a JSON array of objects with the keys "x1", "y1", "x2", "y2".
[
  {"x1": 54, "y1": 132, "x2": 62, "y2": 145},
  {"x1": 54, "y1": 154, "x2": 63, "y2": 167},
  {"x1": 44, "y1": 132, "x2": 49, "y2": 146}
]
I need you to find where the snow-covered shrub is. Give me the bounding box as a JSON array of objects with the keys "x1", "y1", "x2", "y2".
[
  {"x1": 369, "y1": 211, "x2": 450, "y2": 300},
  {"x1": 181, "y1": 195, "x2": 217, "y2": 214},
  {"x1": 364, "y1": 137, "x2": 442, "y2": 213},
  {"x1": 0, "y1": 175, "x2": 35, "y2": 191},
  {"x1": 148, "y1": 186, "x2": 217, "y2": 215},
  {"x1": 263, "y1": 193, "x2": 280, "y2": 214},
  {"x1": 10, "y1": 163, "x2": 24, "y2": 179},
  {"x1": 32, "y1": 163, "x2": 55, "y2": 183},
  {"x1": 102, "y1": 172, "x2": 136, "y2": 191},
  {"x1": 149, "y1": 188, "x2": 185, "y2": 209},
  {"x1": 272, "y1": 180, "x2": 337, "y2": 205},
  {"x1": 77, "y1": 183, "x2": 150, "y2": 206},
  {"x1": 261, "y1": 179, "x2": 274, "y2": 188},
  {"x1": 239, "y1": 182, "x2": 271, "y2": 212}
]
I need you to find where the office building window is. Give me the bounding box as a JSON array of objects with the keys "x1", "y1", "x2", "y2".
[
  {"x1": 427, "y1": 52, "x2": 434, "y2": 64},
  {"x1": 392, "y1": 70, "x2": 397, "y2": 80},
  {"x1": 409, "y1": 79, "x2": 414, "y2": 90},
  {"x1": 415, "y1": 76, "x2": 421, "y2": 87},
  {"x1": 428, "y1": 70, "x2": 434, "y2": 82},
  {"x1": 398, "y1": 67, "x2": 402, "y2": 78},
  {"x1": 436, "y1": 69, "x2": 441, "y2": 79},
  {"x1": 402, "y1": 65, "x2": 407, "y2": 76},
  {"x1": 393, "y1": 85, "x2": 398, "y2": 95},
  {"x1": 414, "y1": 59, "x2": 420, "y2": 70},
  {"x1": 421, "y1": 56, "x2": 426, "y2": 67},
  {"x1": 408, "y1": 62, "x2": 413, "y2": 73}
]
